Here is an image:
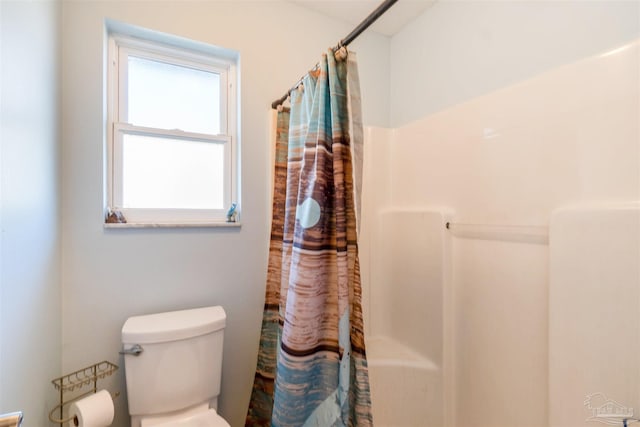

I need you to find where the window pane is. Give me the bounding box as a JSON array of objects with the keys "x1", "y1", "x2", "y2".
[
  {"x1": 122, "y1": 134, "x2": 224, "y2": 209},
  {"x1": 128, "y1": 56, "x2": 221, "y2": 135}
]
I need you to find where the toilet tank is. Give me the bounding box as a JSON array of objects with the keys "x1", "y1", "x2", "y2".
[{"x1": 122, "y1": 306, "x2": 226, "y2": 417}]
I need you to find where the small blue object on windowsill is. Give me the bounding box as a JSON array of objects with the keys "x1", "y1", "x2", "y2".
[{"x1": 226, "y1": 203, "x2": 238, "y2": 223}]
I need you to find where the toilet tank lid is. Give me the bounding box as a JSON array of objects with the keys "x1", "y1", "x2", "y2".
[{"x1": 122, "y1": 306, "x2": 226, "y2": 344}]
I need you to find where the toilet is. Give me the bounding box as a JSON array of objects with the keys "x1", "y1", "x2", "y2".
[{"x1": 121, "y1": 306, "x2": 231, "y2": 427}]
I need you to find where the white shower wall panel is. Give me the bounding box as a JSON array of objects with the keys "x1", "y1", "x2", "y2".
[
  {"x1": 549, "y1": 203, "x2": 640, "y2": 427},
  {"x1": 361, "y1": 39, "x2": 639, "y2": 427},
  {"x1": 369, "y1": 209, "x2": 449, "y2": 363},
  {"x1": 360, "y1": 126, "x2": 393, "y2": 338},
  {"x1": 363, "y1": 209, "x2": 450, "y2": 427},
  {"x1": 389, "y1": 40, "x2": 639, "y2": 224},
  {"x1": 452, "y1": 237, "x2": 548, "y2": 427}
]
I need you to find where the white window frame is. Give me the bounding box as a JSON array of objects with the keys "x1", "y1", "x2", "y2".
[{"x1": 106, "y1": 33, "x2": 238, "y2": 226}]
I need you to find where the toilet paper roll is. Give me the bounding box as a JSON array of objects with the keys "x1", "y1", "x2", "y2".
[{"x1": 69, "y1": 390, "x2": 114, "y2": 427}]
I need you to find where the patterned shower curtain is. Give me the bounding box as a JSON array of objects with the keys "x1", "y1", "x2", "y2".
[{"x1": 246, "y1": 49, "x2": 372, "y2": 427}]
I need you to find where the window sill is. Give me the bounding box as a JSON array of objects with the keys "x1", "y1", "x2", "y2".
[{"x1": 104, "y1": 221, "x2": 241, "y2": 229}]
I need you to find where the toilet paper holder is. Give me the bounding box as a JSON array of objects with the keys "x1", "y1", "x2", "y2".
[{"x1": 48, "y1": 361, "x2": 119, "y2": 425}]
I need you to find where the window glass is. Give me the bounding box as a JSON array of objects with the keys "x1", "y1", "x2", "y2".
[
  {"x1": 122, "y1": 133, "x2": 225, "y2": 209},
  {"x1": 127, "y1": 56, "x2": 221, "y2": 135}
]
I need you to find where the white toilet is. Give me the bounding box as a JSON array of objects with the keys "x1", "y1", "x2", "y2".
[{"x1": 121, "y1": 306, "x2": 231, "y2": 427}]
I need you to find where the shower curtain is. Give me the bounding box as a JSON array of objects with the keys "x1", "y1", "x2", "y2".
[{"x1": 246, "y1": 49, "x2": 372, "y2": 427}]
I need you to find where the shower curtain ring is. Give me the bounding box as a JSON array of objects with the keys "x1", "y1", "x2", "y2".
[{"x1": 335, "y1": 45, "x2": 348, "y2": 61}]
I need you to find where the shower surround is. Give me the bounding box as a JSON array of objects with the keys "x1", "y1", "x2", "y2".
[{"x1": 360, "y1": 40, "x2": 640, "y2": 427}]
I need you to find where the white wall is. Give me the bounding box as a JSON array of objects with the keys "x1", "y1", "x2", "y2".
[
  {"x1": 390, "y1": 0, "x2": 640, "y2": 127},
  {"x1": 60, "y1": 3, "x2": 390, "y2": 427},
  {"x1": 0, "y1": 1, "x2": 62, "y2": 426},
  {"x1": 1, "y1": 0, "x2": 4, "y2": 410}
]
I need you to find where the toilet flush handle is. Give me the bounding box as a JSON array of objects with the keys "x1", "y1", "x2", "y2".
[{"x1": 120, "y1": 344, "x2": 144, "y2": 356}]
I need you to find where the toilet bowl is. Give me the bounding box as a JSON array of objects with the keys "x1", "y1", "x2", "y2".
[
  {"x1": 148, "y1": 409, "x2": 231, "y2": 427},
  {"x1": 143, "y1": 409, "x2": 229, "y2": 427},
  {"x1": 138, "y1": 403, "x2": 230, "y2": 427},
  {"x1": 122, "y1": 306, "x2": 230, "y2": 427}
]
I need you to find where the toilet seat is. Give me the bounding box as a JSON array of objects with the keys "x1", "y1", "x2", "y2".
[{"x1": 149, "y1": 409, "x2": 230, "y2": 427}]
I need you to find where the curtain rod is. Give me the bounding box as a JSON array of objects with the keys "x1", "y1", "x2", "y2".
[{"x1": 271, "y1": 0, "x2": 399, "y2": 109}]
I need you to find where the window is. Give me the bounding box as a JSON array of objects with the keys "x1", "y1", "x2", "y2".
[{"x1": 106, "y1": 31, "x2": 238, "y2": 225}]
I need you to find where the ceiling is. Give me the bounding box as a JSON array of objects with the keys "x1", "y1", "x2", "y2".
[{"x1": 289, "y1": 0, "x2": 437, "y2": 37}]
